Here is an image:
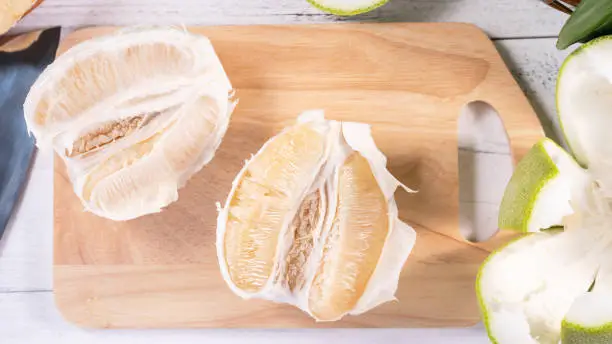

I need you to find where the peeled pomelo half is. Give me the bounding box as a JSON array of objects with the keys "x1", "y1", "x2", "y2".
[
  {"x1": 217, "y1": 111, "x2": 416, "y2": 321},
  {"x1": 0, "y1": 0, "x2": 43, "y2": 35},
  {"x1": 24, "y1": 27, "x2": 235, "y2": 220},
  {"x1": 498, "y1": 138, "x2": 591, "y2": 233},
  {"x1": 558, "y1": 36, "x2": 612, "y2": 168},
  {"x1": 307, "y1": 0, "x2": 388, "y2": 15}
]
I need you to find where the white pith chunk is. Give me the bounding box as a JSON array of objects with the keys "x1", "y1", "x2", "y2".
[
  {"x1": 565, "y1": 292, "x2": 612, "y2": 329},
  {"x1": 529, "y1": 141, "x2": 590, "y2": 232},
  {"x1": 480, "y1": 226, "x2": 612, "y2": 344},
  {"x1": 558, "y1": 39, "x2": 612, "y2": 167},
  {"x1": 565, "y1": 253, "x2": 612, "y2": 329}
]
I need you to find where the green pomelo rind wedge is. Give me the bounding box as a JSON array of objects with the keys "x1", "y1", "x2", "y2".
[
  {"x1": 306, "y1": 0, "x2": 388, "y2": 15},
  {"x1": 562, "y1": 321, "x2": 612, "y2": 344},
  {"x1": 562, "y1": 274, "x2": 612, "y2": 344},
  {"x1": 498, "y1": 138, "x2": 587, "y2": 233}
]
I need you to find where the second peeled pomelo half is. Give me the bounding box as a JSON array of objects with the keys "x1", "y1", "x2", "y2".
[{"x1": 216, "y1": 111, "x2": 416, "y2": 321}]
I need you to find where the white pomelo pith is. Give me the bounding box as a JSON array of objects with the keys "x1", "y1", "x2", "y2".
[
  {"x1": 562, "y1": 292, "x2": 612, "y2": 343},
  {"x1": 477, "y1": 221, "x2": 612, "y2": 344},
  {"x1": 558, "y1": 36, "x2": 612, "y2": 168},
  {"x1": 498, "y1": 138, "x2": 590, "y2": 233},
  {"x1": 307, "y1": 0, "x2": 388, "y2": 15},
  {"x1": 480, "y1": 34, "x2": 612, "y2": 344},
  {"x1": 562, "y1": 258, "x2": 612, "y2": 344}
]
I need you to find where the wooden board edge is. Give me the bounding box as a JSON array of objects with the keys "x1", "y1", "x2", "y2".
[
  {"x1": 54, "y1": 265, "x2": 481, "y2": 329},
  {"x1": 51, "y1": 22, "x2": 532, "y2": 329}
]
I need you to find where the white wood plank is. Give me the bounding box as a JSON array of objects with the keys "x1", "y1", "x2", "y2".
[
  {"x1": 13, "y1": 0, "x2": 567, "y2": 39},
  {"x1": 494, "y1": 38, "x2": 570, "y2": 146},
  {"x1": 0, "y1": 153, "x2": 53, "y2": 292},
  {"x1": 0, "y1": 292, "x2": 490, "y2": 343}
]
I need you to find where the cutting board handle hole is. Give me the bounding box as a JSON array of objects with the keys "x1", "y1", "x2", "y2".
[{"x1": 457, "y1": 101, "x2": 513, "y2": 243}]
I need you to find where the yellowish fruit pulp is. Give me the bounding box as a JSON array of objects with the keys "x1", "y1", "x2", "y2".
[
  {"x1": 224, "y1": 124, "x2": 326, "y2": 293},
  {"x1": 161, "y1": 96, "x2": 217, "y2": 172},
  {"x1": 0, "y1": 0, "x2": 38, "y2": 35},
  {"x1": 34, "y1": 43, "x2": 192, "y2": 127},
  {"x1": 309, "y1": 153, "x2": 389, "y2": 321},
  {"x1": 82, "y1": 133, "x2": 162, "y2": 201}
]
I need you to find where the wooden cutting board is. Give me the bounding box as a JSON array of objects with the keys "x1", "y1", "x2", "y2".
[{"x1": 53, "y1": 23, "x2": 543, "y2": 328}]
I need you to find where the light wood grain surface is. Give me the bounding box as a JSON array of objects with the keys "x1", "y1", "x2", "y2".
[
  {"x1": 52, "y1": 23, "x2": 542, "y2": 329},
  {"x1": 1, "y1": 0, "x2": 569, "y2": 342}
]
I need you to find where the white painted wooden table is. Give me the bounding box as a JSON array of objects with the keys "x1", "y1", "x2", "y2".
[{"x1": 1, "y1": 0, "x2": 571, "y2": 342}]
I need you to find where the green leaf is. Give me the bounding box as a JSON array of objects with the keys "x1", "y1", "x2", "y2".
[
  {"x1": 542, "y1": 225, "x2": 564, "y2": 233},
  {"x1": 587, "y1": 277, "x2": 596, "y2": 292},
  {"x1": 557, "y1": 0, "x2": 612, "y2": 50}
]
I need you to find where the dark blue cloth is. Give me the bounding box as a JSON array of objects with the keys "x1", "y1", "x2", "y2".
[{"x1": 0, "y1": 27, "x2": 60, "y2": 239}]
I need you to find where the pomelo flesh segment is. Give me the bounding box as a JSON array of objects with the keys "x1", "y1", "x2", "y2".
[
  {"x1": 0, "y1": 0, "x2": 40, "y2": 35},
  {"x1": 33, "y1": 43, "x2": 193, "y2": 128},
  {"x1": 83, "y1": 133, "x2": 161, "y2": 202},
  {"x1": 224, "y1": 124, "x2": 326, "y2": 293},
  {"x1": 308, "y1": 152, "x2": 389, "y2": 321}
]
